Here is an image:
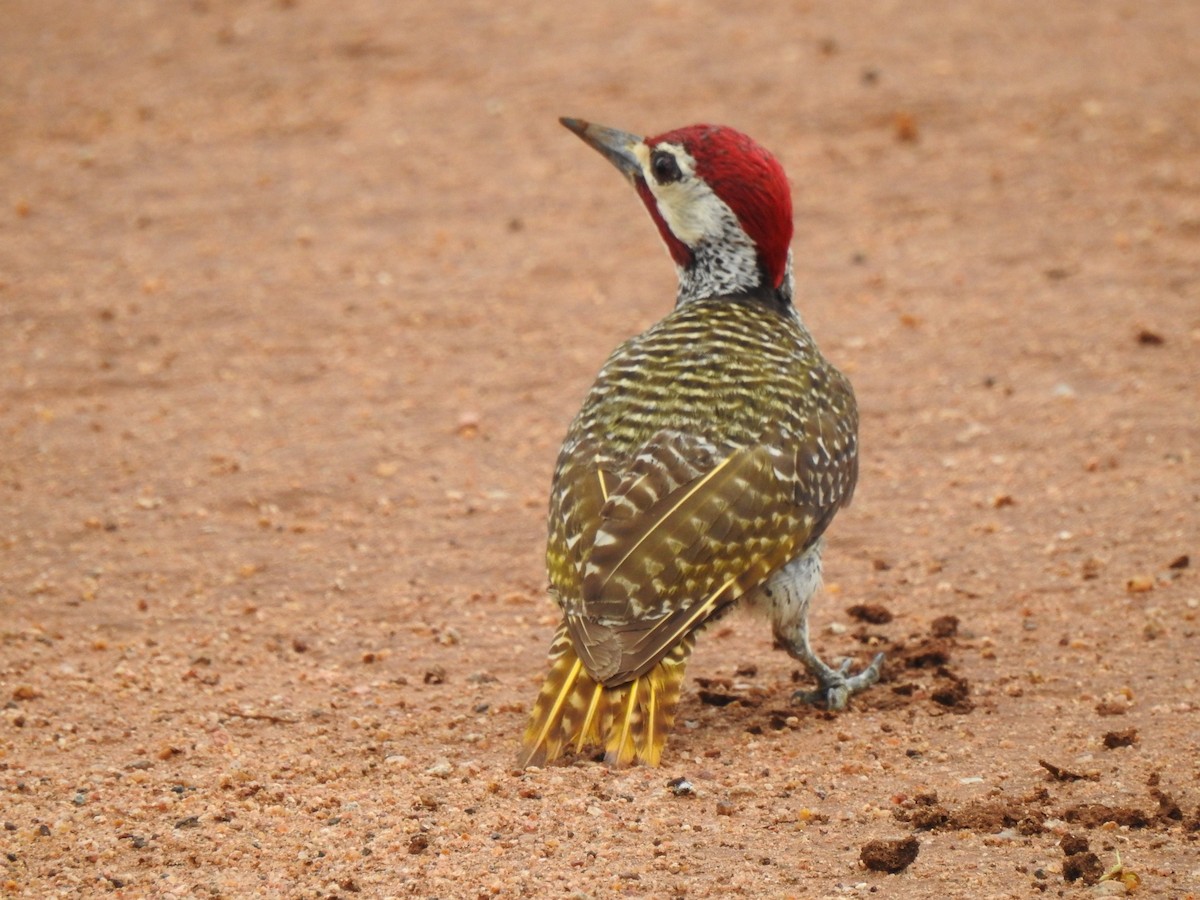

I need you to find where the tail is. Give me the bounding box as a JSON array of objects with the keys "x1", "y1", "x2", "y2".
[{"x1": 518, "y1": 624, "x2": 694, "y2": 767}]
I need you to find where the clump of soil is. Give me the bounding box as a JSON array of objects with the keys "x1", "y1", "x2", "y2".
[
  {"x1": 893, "y1": 636, "x2": 952, "y2": 670},
  {"x1": 1038, "y1": 758, "x2": 1099, "y2": 782},
  {"x1": 891, "y1": 616, "x2": 959, "y2": 670},
  {"x1": 1102, "y1": 728, "x2": 1139, "y2": 749},
  {"x1": 1062, "y1": 803, "x2": 1152, "y2": 829},
  {"x1": 694, "y1": 676, "x2": 771, "y2": 709},
  {"x1": 896, "y1": 791, "x2": 951, "y2": 831},
  {"x1": 895, "y1": 789, "x2": 1047, "y2": 835},
  {"x1": 928, "y1": 668, "x2": 973, "y2": 712},
  {"x1": 860, "y1": 835, "x2": 920, "y2": 873},
  {"x1": 1059, "y1": 834, "x2": 1103, "y2": 885},
  {"x1": 846, "y1": 603, "x2": 893, "y2": 624},
  {"x1": 873, "y1": 616, "x2": 973, "y2": 713},
  {"x1": 1150, "y1": 787, "x2": 1184, "y2": 822},
  {"x1": 929, "y1": 616, "x2": 960, "y2": 639}
]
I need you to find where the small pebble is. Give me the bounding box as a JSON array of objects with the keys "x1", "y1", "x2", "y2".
[
  {"x1": 667, "y1": 777, "x2": 695, "y2": 797},
  {"x1": 1052, "y1": 383, "x2": 1077, "y2": 399}
]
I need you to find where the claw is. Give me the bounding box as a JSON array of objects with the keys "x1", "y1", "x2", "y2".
[{"x1": 791, "y1": 651, "x2": 884, "y2": 710}]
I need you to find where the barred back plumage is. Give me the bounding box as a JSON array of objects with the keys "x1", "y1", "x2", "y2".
[{"x1": 519, "y1": 298, "x2": 858, "y2": 767}]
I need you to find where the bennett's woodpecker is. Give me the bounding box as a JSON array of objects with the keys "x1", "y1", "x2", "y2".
[{"x1": 519, "y1": 118, "x2": 883, "y2": 767}]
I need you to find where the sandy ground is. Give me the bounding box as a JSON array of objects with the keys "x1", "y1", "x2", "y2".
[{"x1": 2, "y1": 1, "x2": 1199, "y2": 897}]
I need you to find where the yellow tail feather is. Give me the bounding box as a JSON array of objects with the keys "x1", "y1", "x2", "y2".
[
  {"x1": 574, "y1": 680, "x2": 605, "y2": 755},
  {"x1": 518, "y1": 625, "x2": 693, "y2": 768}
]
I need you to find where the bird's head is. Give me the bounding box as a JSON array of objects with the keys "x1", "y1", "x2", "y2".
[{"x1": 561, "y1": 117, "x2": 794, "y2": 307}]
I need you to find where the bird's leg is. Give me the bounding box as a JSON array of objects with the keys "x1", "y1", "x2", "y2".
[
  {"x1": 763, "y1": 542, "x2": 884, "y2": 710},
  {"x1": 776, "y1": 609, "x2": 884, "y2": 710}
]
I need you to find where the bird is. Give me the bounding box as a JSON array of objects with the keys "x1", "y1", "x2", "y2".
[{"x1": 518, "y1": 117, "x2": 884, "y2": 768}]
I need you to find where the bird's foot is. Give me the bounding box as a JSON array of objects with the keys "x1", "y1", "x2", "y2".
[{"x1": 791, "y1": 652, "x2": 884, "y2": 710}]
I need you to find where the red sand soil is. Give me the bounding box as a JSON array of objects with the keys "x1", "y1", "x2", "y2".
[{"x1": 2, "y1": 1, "x2": 1198, "y2": 897}]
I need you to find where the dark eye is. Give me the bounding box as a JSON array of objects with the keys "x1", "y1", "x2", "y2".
[{"x1": 650, "y1": 149, "x2": 682, "y2": 184}]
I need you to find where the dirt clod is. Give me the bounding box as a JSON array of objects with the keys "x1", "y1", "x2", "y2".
[
  {"x1": 698, "y1": 689, "x2": 741, "y2": 707},
  {"x1": 953, "y1": 801, "x2": 1042, "y2": 834},
  {"x1": 1151, "y1": 787, "x2": 1183, "y2": 821},
  {"x1": 847, "y1": 603, "x2": 893, "y2": 624},
  {"x1": 1061, "y1": 804, "x2": 1152, "y2": 829},
  {"x1": 909, "y1": 806, "x2": 949, "y2": 830},
  {"x1": 898, "y1": 795, "x2": 951, "y2": 831},
  {"x1": 860, "y1": 835, "x2": 920, "y2": 873},
  {"x1": 898, "y1": 638, "x2": 952, "y2": 669},
  {"x1": 1060, "y1": 833, "x2": 1089, "y2": 856},
  {"x1": 1135, "y1": 328, "x2": 1164, "y2": 346},
  {"x1": 1103, "y1": 728, "x2": 1138, "y2": 749},
  {"x1": 1062, "y1": 851, "x2": 1104, "y2": 884},
  {"x1": 930, "y1": 669, "x2": 972, "y2": 712},
  {"x1": 1185, "y1": 808, "x2": 1200, "y2": 833},
  {"x1": 930, "y1": 616, "x2": 959, "y2": 639},
  {"x1": 1039, "y1": 759, "x2": 1098, "y2": 782}
]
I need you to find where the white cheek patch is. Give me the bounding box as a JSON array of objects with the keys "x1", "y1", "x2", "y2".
[
  {"x1": 634, "y1": 142, "x2": 731, "y2": 246},
  {"x1": 654, "y1": 180, "x2": 731, "y2": 245}
]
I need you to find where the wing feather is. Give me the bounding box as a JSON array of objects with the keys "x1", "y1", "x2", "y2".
[{"x1": 564, "y1": 433, "x2": 802, "y2": 684}]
